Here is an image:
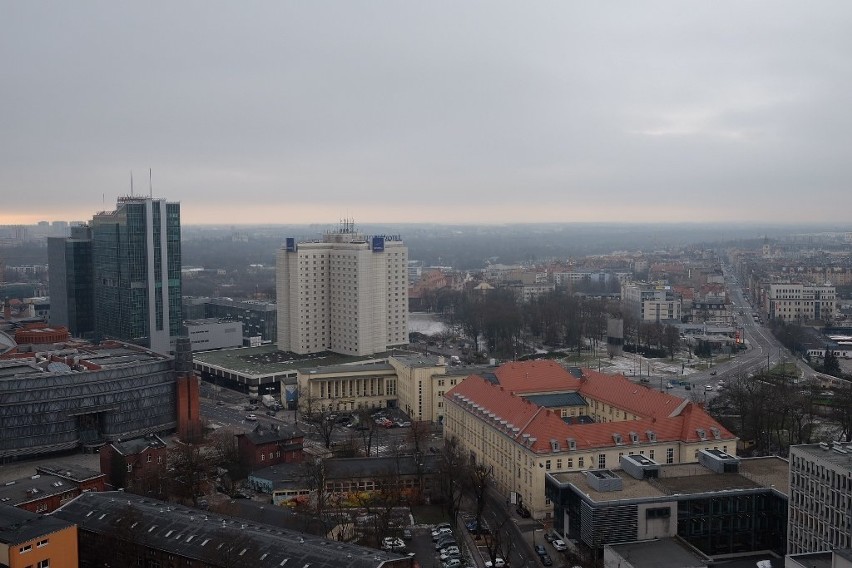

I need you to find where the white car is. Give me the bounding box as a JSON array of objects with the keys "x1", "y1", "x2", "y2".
[
  {"x1": 705, "y1": 385, "x2": 714, "y2": 391},
  {"x1": 245, "y1": 414, "x2": 258, "y2": 421},
  {"x1": 552, "y1": 539, "x2": 567, "y2": 551},
  {"x1": 485, "y1": 558, "x2": 506, "y2": 568}
]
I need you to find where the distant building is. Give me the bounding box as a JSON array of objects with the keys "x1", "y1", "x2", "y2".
[
  {"x1": 276, "y1": 221, "x2": 408, "y2": 356},
  {"x1": 196, "y1": 297, "x2": 277, "y2": 343},
  {"x1": 766, "y1": 283, "x2": 836, "y2": 323},
  {"x1": 622, "y1": 282, "x2": 683, "y2": 323},
  {"x1": 788, "y1": 442, "x2": 852, "y2": 554},
  {"x1": 184, "y1": 318, "x2": 243, "y2": 351},
  {"x1": 47, "y1": 225, "x2": 94, "y2": 337},
  {"x1": 0, "y1": 504, "x2": 79, "y2": 567}
]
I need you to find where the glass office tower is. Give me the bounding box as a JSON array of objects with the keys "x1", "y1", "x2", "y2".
[{"x1": 91, "y1": 197, "x2": 182, "y2": 354}]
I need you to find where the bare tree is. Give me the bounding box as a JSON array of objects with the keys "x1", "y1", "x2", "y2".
[{"x1": 167, "y1": 441, "x2": 214, "y2": 506}]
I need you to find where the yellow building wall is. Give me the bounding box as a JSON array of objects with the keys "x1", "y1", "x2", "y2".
[{"x1": 8, "y1": 525, "x2": 78, "y2": 568}]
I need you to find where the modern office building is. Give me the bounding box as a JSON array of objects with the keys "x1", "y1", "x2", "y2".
[
  {"x1": 546, "y1": 452, "x2": 789, "y2": 558},
  {"x1": 276, "y1": 221, "x2": 408, "y2": 356},
  {"x1": 47, "y1": 225, "x2": 95, "y2": 337},
  {"x1": 0, "y1": 338, "x2": 199, "y2": 460},
  {"x1": 788, "y1": 442, "x2": 852, "y2": 554},
  {"x1": 90, "y1": 196, "x2": 182, "y2": 354}
]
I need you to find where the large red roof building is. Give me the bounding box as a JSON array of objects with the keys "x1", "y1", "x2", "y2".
[{"x1": 443, "y1": 360, "x2": 736, "y2": 520}]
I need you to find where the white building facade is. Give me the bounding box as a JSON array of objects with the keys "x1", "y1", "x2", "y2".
[
  {"x1": 767, "y1": 283, "x2": 836, "y2": 323},
  {"x1": 276, "y1": 224, "x2": 408, "y2": 356}
]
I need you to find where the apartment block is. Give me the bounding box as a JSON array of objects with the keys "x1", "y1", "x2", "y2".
[{"x1": 276, "y1": 222, "x2": 408, "y2": 356}]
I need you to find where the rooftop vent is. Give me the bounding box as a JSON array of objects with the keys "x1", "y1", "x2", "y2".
[
  {"x1": 620, "y1": 454, "x2": 661, "y2": 480},
  {"x1": 585, "y1": 469, "x2": 623, "y2": 492},
  {"x1": 698, "y1": 448, "x2": 740, "y2": 473}
]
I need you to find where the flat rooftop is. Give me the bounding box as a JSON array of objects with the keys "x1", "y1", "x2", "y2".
[
  {"x1": 550, "y1": 455, "x2": 789, "y2": 502},
  {"x1": 194, "y1": 345, "x2": 427, "y2": 377},
  {"x1": 0, "y1": 343, "x2": 168, "y2": 380},
  {"x1": 608, "y1": 538, "x2": 708, "y2": 568},
  {"x1": 792, "y1": 443, "x2": 852, "y2": 471}
]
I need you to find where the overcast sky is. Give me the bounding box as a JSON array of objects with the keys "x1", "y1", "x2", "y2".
[{"x1": 2, "y1": 2, "x2": 851, "y2": 226}]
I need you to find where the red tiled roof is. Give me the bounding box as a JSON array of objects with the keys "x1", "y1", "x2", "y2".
[
  {"x1": 492, "y1": 360, "x2": 583, "y2": 393},
  {"x1": 446, "y1": 361, "x2": 735, "y2": 454}
]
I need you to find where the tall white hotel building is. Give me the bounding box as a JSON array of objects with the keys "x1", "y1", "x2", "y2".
[{"x1": 276, "y1": 222, "x2": 408, "y2": 356}]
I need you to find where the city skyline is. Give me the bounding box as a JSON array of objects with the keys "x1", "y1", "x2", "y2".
[{"x1": 3, "y1": 2, "x2": 852, "y2": 226}]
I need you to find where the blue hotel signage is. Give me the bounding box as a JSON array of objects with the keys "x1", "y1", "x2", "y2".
[
  {"x1": 285, "y1": 237, "x2": 296, "y2": 252},
  {"x1": 372, "y1": 236, "x2": 385, "y2": 252}
]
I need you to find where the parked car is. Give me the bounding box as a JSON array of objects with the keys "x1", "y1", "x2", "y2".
[
  {"x1": 265, "y1": 410, "x2": 277, "y2": 416},
  {"x1": 440, "y1": 552, "x2": 462, "y2": 563},
  {"x1": 535, "y1": 545, "x2": 547, "y2": 557},
  {"x1": 434, "y1": 538, "x2": 457, "y2": 551},
  {"x1": 705, "y1": 384, "x2": 714, "y2": 391},
  {"x1": 402, "y1": 528, "x2": 413, "y2": 540},
  {"x1": 432, "y1": 527, "x2": 452, "y2": 540},
  {"x1": 540, "y1": 554, "x2": 553, "y2": 566},
  {"x1": 543, "y1": 531, "x2": 555, "y2": 543},
  {"x1": 439, "y1": 545, "x2": 460, "y2": 556},
  {"x1": 442, "y1": 560, "x2": 463, "y2": 568},
  {"x1": 381, "y1": 537, "x2": 405, "y2": 552},
  {"x1": 485, "y1": 558, "x2": 506, "y2": 568},
  {"x1": 552, "y1": 539, "x2": 567, "y2": 551},
  {"x1": 245, "y1": 414, "x2": 258, "y2": 421},
  {"x1": 516, "y1": 505, "x2": 531, "y2": 518}
]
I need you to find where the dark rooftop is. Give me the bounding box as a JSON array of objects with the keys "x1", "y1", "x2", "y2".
[
  {"x1": 0, "y1": 503, "x2": 75, "y2": 545},
  {"x1": 110, "y1": 434, "x2": 167, "y2": 456},
  {"x1": 53, "y1": 492, "x2": 406, "y2": 568}
]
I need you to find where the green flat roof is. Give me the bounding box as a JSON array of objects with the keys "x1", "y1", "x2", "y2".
[{"x1": 193, "y1": 345, "x2": 425, "y2": 377}]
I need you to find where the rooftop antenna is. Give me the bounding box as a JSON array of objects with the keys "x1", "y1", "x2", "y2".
[
  {"x1": 130, "y1": 171, "x2": 134, "y2": 196},
  {"x1": 149, "y1": 168, "x2": 152, "y2": 198}
]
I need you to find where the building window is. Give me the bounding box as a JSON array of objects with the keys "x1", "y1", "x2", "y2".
[
  {"x1": 666, "y1": 448, "x2": 674, "y2": 464},
  {"x1": 38, "y1": 560, "x2": 50, "y2": 568},
  {"x1": 37, "y1": 539, "x2": 49, "y2": 548},
  {"x1": 545, "y1": 460, "x2": 551, "y2": 470},
  {"x1": 598, "y1": 454, "x2": 606, "y2": 469},
  {"x1": 127, "y1": 464, "x2": 133, "y2": 472},
  {"x1": 579, "y1": 457, "x2": 585, "y2": 468},
  {"x1": 20, "y1": 544, "x2": 32, "y2": 553},
  {"x1": 147, "y1": 454, "x2": 152, "y2": 463}
]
